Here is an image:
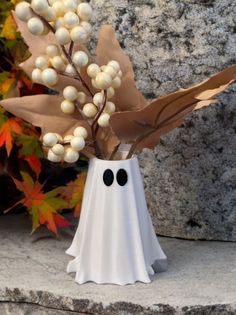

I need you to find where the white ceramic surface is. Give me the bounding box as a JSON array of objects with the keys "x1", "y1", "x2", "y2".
[{"x1": 66, "y1": 157, "x2": 167, "y2": 285}]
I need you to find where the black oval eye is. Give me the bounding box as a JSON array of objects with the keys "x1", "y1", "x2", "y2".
[
  {"x1": 116, "y1": 169, "x2": 128, "y2": 186},
  {"x1": 103, "y1": 169, "x2": 114, "y2": 186}
]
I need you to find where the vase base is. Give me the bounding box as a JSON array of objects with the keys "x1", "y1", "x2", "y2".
[
  {"x1": 152, "y1": 258, "x2": 168, "y2": 273},
  {"x1": 67, "y1": 255, "x2": 167, "y2": 285}
]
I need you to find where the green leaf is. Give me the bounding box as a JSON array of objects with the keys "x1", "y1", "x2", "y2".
[
  {"x1": 46, "y1": 197, "x2": 68, "y2": 211},
  {"x1": 16, "y1": 134, "x2": 44, "y2": 157}
]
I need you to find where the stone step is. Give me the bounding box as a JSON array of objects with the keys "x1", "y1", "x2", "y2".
[{"x1": 0, "y1": 214, "x2": 235, "y2": 315}]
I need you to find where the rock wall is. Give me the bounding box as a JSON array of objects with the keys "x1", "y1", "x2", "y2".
[{"x1": 90, "y1": 0, "x2": 236, "y2": 241}]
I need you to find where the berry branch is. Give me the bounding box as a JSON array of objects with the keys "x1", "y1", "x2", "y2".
[{"x1": 15, "y1": 0, "x2": 123, "y2": 163}]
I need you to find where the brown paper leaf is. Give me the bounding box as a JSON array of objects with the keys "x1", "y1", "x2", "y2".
[
  {"x1": 96, "y1": 25, "x2": 147, "y2": 111},
  {"x1": 96, "y1": 128, "x2": 120, "y2": 159},
  {"x1": 0, "y1": 95, "x2": 94, "y2": 156},
  {"x1": 110, "y1": 65, "x2": 236, "y2": 153}
]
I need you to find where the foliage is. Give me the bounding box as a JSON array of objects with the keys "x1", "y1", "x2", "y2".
[
  {"x1": 7, "y1": 172, "x2": 70, "y2": 235},
  {"x1": 0, "y1": 0, "x2": 86, "y2": 235}
]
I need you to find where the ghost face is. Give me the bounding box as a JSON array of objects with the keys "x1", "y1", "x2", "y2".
[
  {"x1": 103, "y1": 168, "x2": 128, "y2": 187},
  {"x1": 89, "y1": 158, "x2": 140, "y2": 209}
]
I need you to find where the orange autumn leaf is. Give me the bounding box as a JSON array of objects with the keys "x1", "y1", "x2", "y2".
[
  {"x1": 0, "y1": 78, "x2": 16, "y2": 98},
  {"x1": 24, "y1": 155, "x2": 42, "y2": 177},
  {"x1": 62, "y1": 173, "x2": 87, "y2": 217},
  {"x1": 6, "y1": 172, "x2": 69, "y2": 235},
  {"x1": 1, "y1": 14, "x2": 17, "y2": 40},
  {"x1": 12, "y1": 172, "x2": 45, "y2": 208},
  {"x1": 0, "y1": 117, "x2": 22, "y2": 155}
]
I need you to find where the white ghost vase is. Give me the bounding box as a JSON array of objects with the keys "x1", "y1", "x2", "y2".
[{"x1": 66, "y1": 156, "x2": 167, "y2": 285}]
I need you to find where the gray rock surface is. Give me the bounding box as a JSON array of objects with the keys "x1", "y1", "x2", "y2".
[
  {"x1": 0, "y1": 215, "x2": 236, "y2": 315},
  {"x1": 90, "y1": 0, "x2": 236, "y2": 241}
]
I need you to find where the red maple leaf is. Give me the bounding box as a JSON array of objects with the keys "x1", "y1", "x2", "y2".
[
  {"x1": 0, "y1": 118, "x2": 22, "y2": 155},
  {"x1": 6, "y1": 172, "x2": 70, "y2": 235}
]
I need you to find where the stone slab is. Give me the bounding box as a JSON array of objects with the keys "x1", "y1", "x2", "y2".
[
  {"x1": 89, "y1": 0, "x2": 236, "y2": 241},
  {"x1": 0, "y1": 214, "x2": 235, "y2": 314}
]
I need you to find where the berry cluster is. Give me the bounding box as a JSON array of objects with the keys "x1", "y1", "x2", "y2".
[
  {"x1": 43, "y1": 126, "x2": 88, "y2": 163},
  {"x1": 32, "y1": 44, "x2": 89, "y2": 87},
  {"x1": 87, "y1": 60, "x2": 122, "y2": 91},
  {"x1": 32, "y1": 44, "x2": 61, "y2": 86},
  {"x1": 15, "y1": 0, "x2": 123, "y2": 163},
  {"x1": 15, "y1": 0, "x2": 92, "y2": 44},
  {"x1": 62, "y1": 85, "x2": 87, "y2": 114}
]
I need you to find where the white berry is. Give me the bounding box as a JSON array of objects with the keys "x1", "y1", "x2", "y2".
[
  {"x1": 15, "y1": 2, "x2": 32, "y2": 22},
  {"x1": 98, "y1": 113, "x2": 110, "y2": 127},
  {"x1": 104, "y1": 101, "x2": 116, "y2": 114},
  {"x1": 107, "y1": 87, "x2": 115, "y2": 99},
  {"x1": 53, "y1": 17, "x2": 65, "y2": 30},
  {"x1": 41, "y1": 68, "x2": 58, "y2": 86},
  {"x1": 95, "y1": 72, "x2": 112, "y2": 90},
  {"x1": 43, "y1": 133, "x2": 58, "y2": 146},
  {"x1": 52, "y1": 143, "x2": 65, "y2": 156},
  {"x1": 63, "y1": 0, "x2": 77, "y2": 12},
  {"x1": 55, "y1": 27, "x2": 71, "y2": 45},
  {"x1": 51, "y1": 56, "x2": 65, "y2": 70},
  {"x1": 80, "y1": 21, "x2": 92, "y2": 34},
  {"x1": 46, "y1": 44, "x2": 60, "y2": 58},
  {"x1": 35, "y1": 56, "x2": 49, "y2": 70},
  {"x1": 63, "y1": 86, "x2": 78, "y2": 101},
  {"x1": 27, "y1": 17, "x2": 44, "y2": 35},
  {"x1": 43, "y1": 7, "x2": 56, "y2": 22},
  {"x1": 72, "y1": 51, "x2": 88, "y2": 67},
  {"x1": 64, "y1": 148, "x2": 79, "y2": 163},
  {"x1": 91, "y1": 78, "x2": 99, "y2": 89},
  {"x1": 74, "y1": 126, "x2": 88, "y2": 139},
  {"x1": 54, "y1": 133, "x2": 63, "y2": 142},
  {"x1": 108, "y1": 60, "x2": 120, "y2": 71},
  {"x1": 64, "y1": 12, "x2": 79, "y2": 28},
  {"x1": 31, "y1": 0, "x2": 49, "y2": 14},
  {"x1": 103, "y1": 65, "x2": 117, "y2": 79},
  {"x1": 61, "y1": 100, "x2": 75, "y2": 114},
  {"x1": 48, "y1": 149, "x2": 62, "y2": 162},
  {"x1": 70, "y1": 26, "x2": 88, "y2": 43},
  {"x1": 112, "y1": 76, "x2": 122, "y2": 89},
  {"x1": 83, "y1": 103, "x2": 97, "y2": 118},
  {"x1": 70, "y1": 136, "x2": 85, "y2": 151},
  {"x1": 93, "y1": 92, "x2": 104, "y2": 106},
  {"x1": 77, "y1": 92, "x2": 87, "y2": 104},
  {"x1": 31, "y1": 68, "x2": 42, "y2": 83},
  {"x1": 77, "y1": 3, "x2": 92, "y2": 21},
  {"x1": 52, "y1": 1, "x2": 65, "y2": 17},
  {"x1": 65, "y1": 64, "x2": 76, "y2": 75},
  {"x1": 87, "y1": 63, "x2": 100, "y2": 78}
]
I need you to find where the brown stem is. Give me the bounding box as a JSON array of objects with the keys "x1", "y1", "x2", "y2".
[
  {"x1": 60, "y1": 46, "x2": 93, "y2": 97},
  {"x1": 90, "y1": 90, "x2": 108, "y2": 158},
  {"x1": 56, "y1": 70, "x2": 82, "y2": 82},
  {"x1": 109, "y1": 143, "x2": 121, "y2": 160},
  {"x1": 69, "y1": 41, "x2": 74, "y2": 57},
  {"x1": 92, "y1": 90, "x2": 107, "y2": 135}
]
